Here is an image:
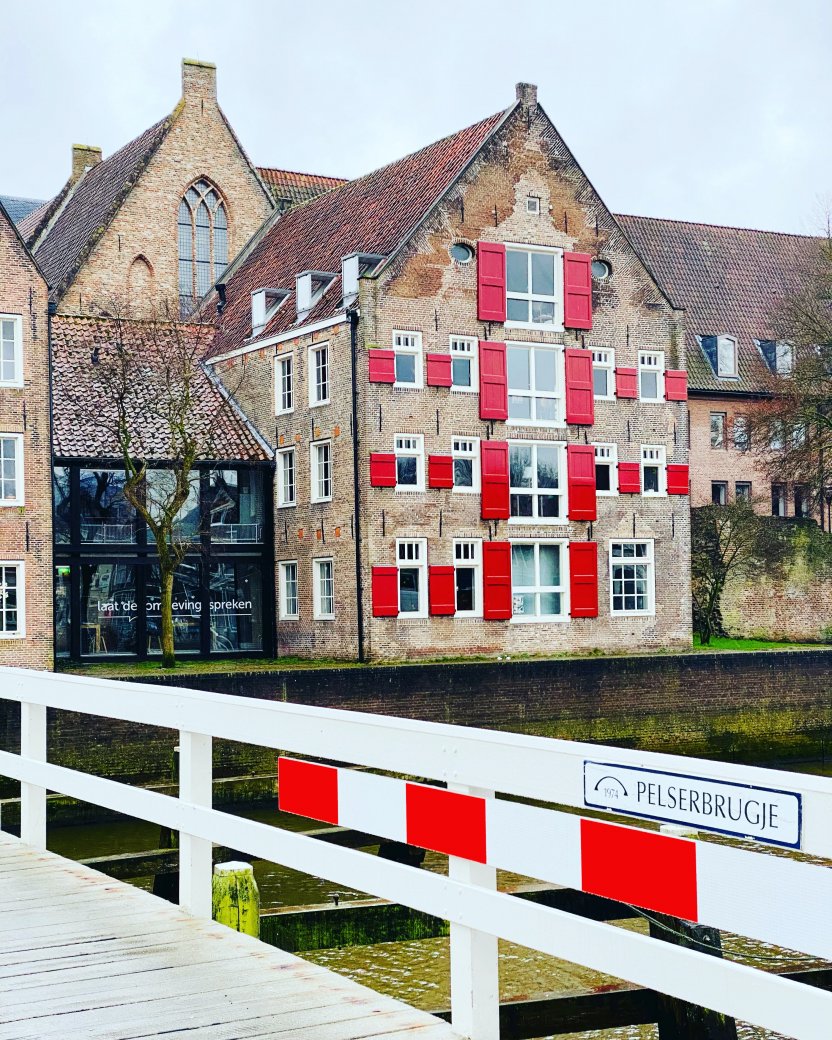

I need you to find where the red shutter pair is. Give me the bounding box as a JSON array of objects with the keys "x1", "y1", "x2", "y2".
[
  {"x1": 481, "y1": 541, "x2": 599, "y2": 619},
  {"x1": 371, "y1": 564, "x2": 456, "y2": 617},
  {"x1": 477, "y1": 243, "x2": 593, "y2": 330}
]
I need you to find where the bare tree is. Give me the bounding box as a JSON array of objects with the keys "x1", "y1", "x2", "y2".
[{"x1": 59, "y1": 300, "x2": 249, "y2": 667}]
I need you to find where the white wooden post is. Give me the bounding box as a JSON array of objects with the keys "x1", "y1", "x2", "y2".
[
  {"x1": 178, "y1": 731, "x2": 212, "y2": 917},
  {"x1": 448, "y1": 784, "x2": 499, "y2": 1040},
  {"x1": 20, "y1": 701, "x2": 47, "y2": 848}
]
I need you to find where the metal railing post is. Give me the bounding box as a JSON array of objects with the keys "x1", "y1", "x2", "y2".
[
  {"x1": 448, "y1": 784, "x2": 499, "y2": 1040},
  {"x1": 178, "y1": 730, "x2": 212, "y2": 917},
  {"x1": 20, "y1": 701, "x2": 47, "y2": 849}
]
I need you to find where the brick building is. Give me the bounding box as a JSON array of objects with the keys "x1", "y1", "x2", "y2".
[
  {"x1": 209, "y1": 83, "x2": 693, "y2": 661},
  {"x1": 0, "y1": 202, "x2": 52, "y2": 668}
]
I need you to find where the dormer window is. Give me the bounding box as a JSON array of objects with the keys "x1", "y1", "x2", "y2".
[
  {"x1": 341, "y1": 253, "x2": 385, "y2": 301},
  {"x1": 757, "y1": 339, "x2": 793, "y2": 375},
  {"x1": 698, "y1": 334, "x2": 737, "y2": 378},
  {"x1": 251, "y1": 288, "x2": 289, "y2": 336},
  {"x1": 296, "y1": 271, "x2": 336, "y2": 318}
]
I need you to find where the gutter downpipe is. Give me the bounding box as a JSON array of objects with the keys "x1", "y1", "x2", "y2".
[{"x1": 347, "y1": 305, "x2": 366, "y2": 663}]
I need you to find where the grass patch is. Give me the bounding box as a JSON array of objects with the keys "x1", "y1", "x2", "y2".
[{"x1": 691, "y1": 635, "x2": 820, "y2": 651}]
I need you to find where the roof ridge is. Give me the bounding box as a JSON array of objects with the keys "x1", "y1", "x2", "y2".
[
  {"x1": 616, "y1": 212, "x2": 822, "y2": 241},
  {"x1": 257, "y1": 166, "x2": 347, "y2": 183}
]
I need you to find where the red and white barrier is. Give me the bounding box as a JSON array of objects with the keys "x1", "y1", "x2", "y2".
[{"x1": 278, "y1": 756, "x2": 832, "y2": 960}]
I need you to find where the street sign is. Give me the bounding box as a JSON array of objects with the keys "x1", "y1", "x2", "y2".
[{"x1": 583, "y1": 760, "x2": 802, "y2": 848}]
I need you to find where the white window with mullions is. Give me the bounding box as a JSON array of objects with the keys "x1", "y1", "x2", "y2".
[
  {"x1": 509, "y1": 441, "x2": 565, "y2": 523},
  {"x1": 511, "y1": 541, "x2": 567, "y2": 621},
  {"x1": 454, "y1": 539, "x2": 482, "y2": 617},
  {"x1": 638, "y1": 350, "x2": 665, "y2": 402},
  {"x1": 393, "y1": 330, "x2": 423, "y2": 388},
  {"x1": 394, "y1": 435, "x2": 425, "y2": 492},
  {"x1": 505, "y1": 245, "x2": 564, "y2": 330},
  {"x1": 451, "y1": 437, "x2": 480, "y2": 493},
  {"x1": 309, "y1": 343, "x2": 330, "y2": 406},
  {"x1": 397, "y1": 538, "x2": 427, "y2": 618},
  {"x1": 313, "y1": 558, "x2": 335, "y2": 619},
  {"x1": 610, "y1": 540, "x2": 655, "y2": 616},
  {"x1": 594, "y1": 443, "x2": 618, "y2": 496},
  {"x1": 0, "y1": 315, "x2": 22, "y2": 387},
  {"x1": 641, "y1": 445, "x2": 667, "y2": 496},
  {"x1": 276, "y1": 353, "x2": 293, "y2": 414},
  {"x1": 449, "y1": 336, "x2": 477, "y2": 391},
  {"x1": 507, "y1": 342, "x2": 564, "y2": 426},
  {"x1": 592, "y1": 348, "x2": 615, "y2": 400},
  {"x1": 277, "y1": 448, "x2": 296, "y2": 508},
  {"x1": 0, "y1": 434, "x2": 23, "y2": 506},
  {"x1": 0, "y1": 562, "x2": 24, "y2": 638},
  {"x1": 311, "y1": 441, "x2": 332, "y2": 503},
  {"x1": 278, "y1": 561, "x2": 299, "y2": 620}
]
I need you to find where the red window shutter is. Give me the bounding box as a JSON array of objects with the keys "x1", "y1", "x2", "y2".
[
  {"x1": 618, "y1": 462, "x2": 641, "y2": 494},
  {"x1": 567, "y1": 444, "x2": 597, "y2": 521},
  {"x1": 429, "y1": 566, "x2": 456, "y2": 616},
  {"x1": 483, "y1": 541, "x2": 512, "y2": 620},
  {"x1": 480, "y1": 441, "x2": 510, "y2": 519},
  {"x1": 428, "y1": 454, "x2": 454, "y2": 489},
  {"x1": 477, "y1": 242, "x2": 506, "y2": 322},
  {"x1": 368, "y1": 350, "x2": 396, "y2": 383},
  {"x1": 426, "y1": 353, "x2": 453, "y2": 387},
  {"x1": 564, "y1": 348, "x2": 595, "y2": 425},
  {"x1": 372, "y1": 566, "x2": 399, "y2": 617},
  {"x1": 478, "y1": 341, "x2": 508, "y2": 420},
  {"x1": 665, "y1": 370, "x2": 688, "y2": 401},
  {"x1": 369, "y1": 453, "x2": 397, "y2": 487},
  {"x1": 563, "y1": 252, "x2": 592, "y2": 330},
  {"x1": 667, "y1": 464, "x2": 690, "y2": 495},
  {"x1": 569, "y1": 542, "x2": 598, "y2": 618},
  {"x1": 615, "y1": 367, "x2": 638, "y2": 399}
]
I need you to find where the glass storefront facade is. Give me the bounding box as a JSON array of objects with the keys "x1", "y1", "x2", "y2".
[{"x1": 54, "y1": 462, "x2": 273, "y2": 660}]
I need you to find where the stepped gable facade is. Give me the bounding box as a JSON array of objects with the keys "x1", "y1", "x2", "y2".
[{"x1": 209, "y1": 83, "x2": 692, "y2": 661}]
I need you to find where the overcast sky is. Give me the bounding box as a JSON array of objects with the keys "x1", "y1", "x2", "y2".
[{"x1": 2, "y1": 0, "x2": 829, "y2": 234}]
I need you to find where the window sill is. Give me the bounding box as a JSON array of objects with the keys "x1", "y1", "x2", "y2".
[
  {"x1": 510, "y1": 615, "x2": 569, "y2": 624},
  {"x1": 0, "y1": 632, "x2": 26, "y2": 640},
  {"x1": 506, "y1": 420, "x2": 566, "y2": 430},
  {"x1": 596, "y1": 491, "x2": 618, "y2": 498},
  {"x1": 279, "y1": 615, "x2": 300, "y2": 622},
  {"x1": 642, "y1": 492, "x2": 667, "y2": 498},
  {"x1": 395, "y1": 487, "x2": 425, "y2": 494},
  {"x1": 311, "y1": 497, "x2": 333, "y2": 505},
  {"x1": 277, "y1": 502, "x2": 297, "y2": 509},
  {"x1": 455, "y1": 612, "x2": 484, "y2": 620},
  {"x1": 593, "y1": 395, "x2": 616, "y2": 402},
  {"x1": 505, "y1": 321, "x2": 565, "y2": 334},
  {"x1": 0, "y1": 381, "x2": 24, "y2": 390},
  {"x1": 309, "y1": 399, "x2": 331, "y2": 409},
  {"x1": 452, "y1": 487, "x2": 480, "y2": 495},
  {"x1": 276, "y1": 408, "x2": 295, "y2": 417},
  {"x1": 638, "y1": 397, "x2": 664, "y2": 404},
  {"x1": 450, "y1": 386, "x2": 477, "y2": 393},
  {"x1": 508, "y1": 518, "x2": 567, "y2": 525},
  {"x1": 393, "y1": 383, "x2": 425, "y2": 391},
  {"x1": 610, "y1": 611, "x2": 656, "y2": 619},
  {"x1": 313, "y1": 615, "x2": 336, "y2": 622},
  {"x1": 0, "y1": 501, "x2": 24, "y2": 508}
]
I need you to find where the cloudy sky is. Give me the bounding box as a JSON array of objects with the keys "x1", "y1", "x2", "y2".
[{"x1": 2, "y1": 0, "x2": 829, "y2": 234}]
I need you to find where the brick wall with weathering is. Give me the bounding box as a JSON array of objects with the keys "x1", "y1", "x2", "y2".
[
  {"x1": 356, "y1": 94, "x2": 691, "y2": 660},
  {"x1": 0, "y1": 214, "x2": 53, "y2": 668}
]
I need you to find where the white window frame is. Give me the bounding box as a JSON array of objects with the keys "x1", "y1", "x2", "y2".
[
  {"x1": 592, "y1": 348, "x2": 615, "y2": 400},
  {"x1": 308, "y1": 342, "x2": 330, "y2": 407},
  {"x1": 638, "y1": 350, "x2": 665, "y2": 403},
  {"x1": 449, "y1": 336, "x2": 478, "y2": 392},
  {"x1": 276, "y1": 447, "x2": 296, "y2": 508},
  {"x1": 609, "y1": 540, "x2": 655, "y2": 617},
  {"x1": 525, "y1": 196, "x2": 541, "y2": 215},
  {"x1": 0, "y1": 434, "x2": 24, "y2": 506},
  {"x1": 313, "y1": 557, "x2": 335, "y2": 620},
  {"x1": 508, "y1": 440, "x2": 567, "y2": 525},
  {"x1": 0, "y1": 561, "x2": 25, "y2": 639},
  {"x1": 640, "y1": 444, "x2": 667, "y2": 497},
  {"x1": 275, "y1": 352, "x2": 294, "y2": 415},
  {"x1": 396, "y1": 538, "x2": 427, "y2": 619},
  {"x1": 453, "y1": 539, "x2": 483, "y2": 618},
  {"x1": 394, "y1": 435, "x2": 425, "y2": 493},
  {"x1": 505, "y1": 243, "x2": 564, "y2": 332},
  {"x1": 0, "y1": 315, "x2": 23, "y2": 388},
  {"x1": 710, "y1": 412, "x2": 727, "y2": 450},
  {"x1": 392, "y1": 330, "x2": 423, "y2": 389},
  {"x1": 278, "y1": 560, "x2": 299, "y2": 620},
  {"x1": 510, "y1": 539, "x2": 568, "y2": 623},
  {"x1": 593, "y1": 442, "x2": 618, "y2": 497},
  {"x1": 506, "y1": 342, "x2": 565, "y2": 428},
  {"x1": 310, "y1": 440, "x2": 332, "y2": 503},
  {"x1": 451, "y1": 437, "x2": 480, "y2": 494},
  {"x1": 716, "y1": 335, "x2": 738, "y2": 378}
]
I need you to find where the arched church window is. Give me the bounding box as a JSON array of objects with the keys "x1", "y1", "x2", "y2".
[{"x1": 178, "y1": 179, "x2": 228, "y2": 316}]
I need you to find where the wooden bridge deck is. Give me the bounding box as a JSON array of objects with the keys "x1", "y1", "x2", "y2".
[{"x1": 0, "y1": 833, "x2": 460, "y2": 1040}]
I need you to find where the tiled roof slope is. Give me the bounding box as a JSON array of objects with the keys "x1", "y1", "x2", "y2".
[
  {"x1": 210, "y1": 109, "x2": 509, "y2": 357},
  {"x1": 257, "y1": 167, "x2": 347, "y2": 207},
  {"x1": 33, "y1": 119, "x2": 172, "y2": 300},
  {"x1": 52, "y1": 314, "x2": 269, "y2": 461},
  {"x1": 617, "y1": 214, "x2": 821, "y2": 393},
  {"x1": 17, "y1": 198, "x2": 55, "y2": 242},
  {"x1": 0, "y1": 196, "x2": 45, "y2": 225}
]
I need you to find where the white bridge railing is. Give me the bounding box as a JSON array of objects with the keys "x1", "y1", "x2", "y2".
[{"x1": 1, "y1": 667, "x2": 831, "y2": 1040}]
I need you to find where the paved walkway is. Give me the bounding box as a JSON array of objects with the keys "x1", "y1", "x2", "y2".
[{"x1": 0, "y1": 833, "x2": 460, "y2": 1040}]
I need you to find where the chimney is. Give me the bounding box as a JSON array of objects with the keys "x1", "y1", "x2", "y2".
[
  {"x1": 182, "y1": 58, "x2": 217, "y2": 101},
  {"x1": 71, "y1": 144, "x2": 102, "y2": 182},
  {"x1": 515, "y1": 82, "x2": 538, "y2": 114}
]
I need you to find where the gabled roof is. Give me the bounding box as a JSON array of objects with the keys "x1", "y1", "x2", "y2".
[
  {"x1": 617, "y1": 214, "x2": 821, "y2": 393},
  {"x1": 0, "y1": 197, "x2": 46, "y2": 283},
  {"x1": 210, "y1": 108, "x2": 510, "y2": 357},
  {"x1": 257, "y1": 167, "x2": 347, "y2": 207},
  {"x1": 0, "y1": 196, "x2": 45, "y2": 225},
  {"x1": 17, "y1": 198, "x2": 55, "y2": 242},
  {"x1": 51, "y1": 314, "x2": 270, "y2": 461}
]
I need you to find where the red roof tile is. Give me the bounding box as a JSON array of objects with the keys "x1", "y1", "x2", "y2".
[{"x1": 257, "y1": 167, "x2": 347, "y2": 206}]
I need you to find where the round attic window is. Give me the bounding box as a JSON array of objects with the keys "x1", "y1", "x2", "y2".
[
  {"x1": 450, "y1": 242, "x2": 474, "y2": 264},
  {"x1": 592, "y1": 259, "x2": 612, "y2": 280}
]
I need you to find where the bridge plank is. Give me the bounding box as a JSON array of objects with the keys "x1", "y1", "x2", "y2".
[{"x1": 0, "y1": 834, "x2": 461, "y2": 1040}]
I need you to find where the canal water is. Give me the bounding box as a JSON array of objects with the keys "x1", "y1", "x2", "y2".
[{"x1": 42, "y1": 761, "x2": 830, "y2": 1040}]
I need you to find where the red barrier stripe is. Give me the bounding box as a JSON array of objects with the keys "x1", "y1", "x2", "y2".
[
  {"x1": 580, "y1": 819, "x2": 698, "y2": 922},
  {"x1": 278, "y1": 757, "x2": 339, "y2": 825},
  {"x1": 405, "y1": 784, "x2": 487, "y2": 863}
]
